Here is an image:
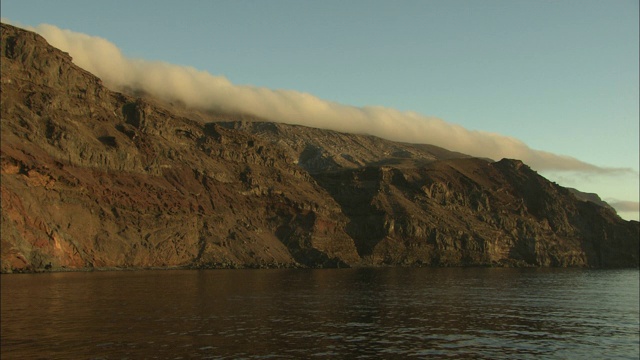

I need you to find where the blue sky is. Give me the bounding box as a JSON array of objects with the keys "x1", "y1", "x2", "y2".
[{"x1": 2, "y1": 0, "x2": 638, "y2": 220}]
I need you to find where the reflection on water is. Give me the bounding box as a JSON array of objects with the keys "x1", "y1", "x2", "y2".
[{"x1": 2, "y1": 268, "x2": 639, "y2": 359}]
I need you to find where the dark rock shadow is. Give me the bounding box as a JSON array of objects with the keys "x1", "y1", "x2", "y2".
[{"x1": 311, "y1": 168, "x2": 388, "y2": 258}]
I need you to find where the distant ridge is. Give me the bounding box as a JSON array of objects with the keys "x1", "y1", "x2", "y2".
[{"x1": 566, "y1": 188, "x2": 617, "y2": 213}]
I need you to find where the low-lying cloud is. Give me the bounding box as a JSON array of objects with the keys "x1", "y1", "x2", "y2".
[
  {"x1": 9, "y1": 21, "x2": 634, "y2": 175},
  {"x1": 607, "y1": 201, "x2": 640, "y2": 214}
]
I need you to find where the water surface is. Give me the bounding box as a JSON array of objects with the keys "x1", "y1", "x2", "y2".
[{"x1": 2, "y1": 268, "x2": 638, "y2": 359}]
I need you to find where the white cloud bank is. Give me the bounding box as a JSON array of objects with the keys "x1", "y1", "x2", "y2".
[{"x1": 8, "y1": 21, "x2": 635, "y2": 177}]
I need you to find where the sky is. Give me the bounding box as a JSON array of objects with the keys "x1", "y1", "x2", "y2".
[{"x1": 2, "y1": 0, "x2": 638, "y2": 220}]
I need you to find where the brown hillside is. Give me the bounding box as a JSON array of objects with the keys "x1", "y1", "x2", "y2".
[{"x1": 1, "y1": 23, "x2": 637, "y2": 272}]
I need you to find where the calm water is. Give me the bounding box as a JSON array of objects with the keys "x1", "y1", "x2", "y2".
[{"x1": 1, "y1": 268, "x2": 638, "y2": 359}]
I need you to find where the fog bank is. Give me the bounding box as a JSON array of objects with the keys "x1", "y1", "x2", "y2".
[{"x1": 15, "y1": 22, "x2": 632, "y2": 175}]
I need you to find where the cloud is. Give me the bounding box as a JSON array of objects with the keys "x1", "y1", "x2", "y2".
[
  {"x1": 608, "y1": 201, "x2": 640, "y2": 213},
  {"x1": 7, "y1": 21, "x2": 633, "y2": 174}
]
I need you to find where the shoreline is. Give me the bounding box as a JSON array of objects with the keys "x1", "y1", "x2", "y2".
[{"x1": 3, "y1": 262, "x2": 638, "y2": 275}]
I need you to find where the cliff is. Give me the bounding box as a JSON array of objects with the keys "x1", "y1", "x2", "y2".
[{"x1": 1, "y1": 23, "x2": 638, "y2": 272}]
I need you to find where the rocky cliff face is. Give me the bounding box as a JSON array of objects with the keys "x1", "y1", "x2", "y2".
[{"x1": 1, "y1": 23, "x2": 638, "y2": 272}]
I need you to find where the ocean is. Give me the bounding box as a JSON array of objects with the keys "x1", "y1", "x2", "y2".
[{"x1": 1, "y1": 267, "x2": 638, "y2": 359}]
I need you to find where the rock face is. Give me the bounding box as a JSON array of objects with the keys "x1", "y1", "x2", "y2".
[{"x1": 1, "y1": 23, "x2": 638, "y2": 272}]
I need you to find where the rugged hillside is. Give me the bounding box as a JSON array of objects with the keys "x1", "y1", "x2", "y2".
[{"x1": 1, "y1": 23, "x2": 638, "y2": 272}]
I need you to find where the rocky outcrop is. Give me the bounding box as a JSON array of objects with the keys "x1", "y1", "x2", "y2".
[
  {"x1": 1, "y1": 23, "x2": 638, "y2": 272},
  {"x1": 310, "y1": 158, "x2": 638, "y2": 267}
]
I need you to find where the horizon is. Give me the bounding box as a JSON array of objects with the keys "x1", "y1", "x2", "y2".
[{"x1": 1, "y1": 0, "x2": 638, "y2": 220}]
